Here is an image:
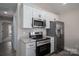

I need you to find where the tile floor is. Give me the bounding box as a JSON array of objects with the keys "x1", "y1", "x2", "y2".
[
  {"x1": 0, "y1": 41, "x2": 16, "y2": 56},
  {"x1": 50, "y1": 50, "x2": 79, "y2": 56},
  {"x1": 0, "y1": 39, "x2": 79, "y2": 56}
]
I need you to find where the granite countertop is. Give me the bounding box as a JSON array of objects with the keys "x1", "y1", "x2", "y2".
[
  {"x1": 20, "y1": 36, "x2": 36, "y2": 44},
  {"x1": 36, "y1": 37, "x2": 50, "y2": 41},
  {"x1": 20, "y1": 36, "x2": 52, "y2": 44}
]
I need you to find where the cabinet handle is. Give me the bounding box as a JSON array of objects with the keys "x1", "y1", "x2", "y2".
[
  {"x1": 29, "y1": 45, "x2": 33, "y2": 46},
  {"x1": 39, "y1": 15, "x2": 41, "y2": 18}
]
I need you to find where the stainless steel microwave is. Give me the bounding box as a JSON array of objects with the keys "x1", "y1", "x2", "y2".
[{"x1": 32, "y1": 18, "x2": 46, "y2": 28}]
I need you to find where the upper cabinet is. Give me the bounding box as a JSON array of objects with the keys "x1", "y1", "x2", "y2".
[
  {"x1": 45, "y1": 12, "x2": 51, "y2": 28},
  {"x1": 41, "y1": 10, "x2": 47, "y2": 20},
  {"x1": 32, "y1": 8, "x2": 41, "y2": 19},
  {"x1": 22, "y1": 4, "x2": 58, "y2": 28},
  {"x1": 32, "y1": 8, "x2": 46, "y2": 20},
  {"x1": 23, "y1": 5, "x2": 33, "y2": 28}
]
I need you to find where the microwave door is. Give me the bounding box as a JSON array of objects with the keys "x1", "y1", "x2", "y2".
[
  {"x1": 32, "y1": 18, "x2": 46, "y2": 28},
  {"x1": 33, "y1": 20, "x2": 43, "y2": 27}
]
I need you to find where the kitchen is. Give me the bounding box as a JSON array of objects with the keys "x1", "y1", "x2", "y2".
[
  {"x1": 0, "y1": 3, "x2": 78, "y2": 56},
  {"x1": 15, "y1": 3, "x2": 64, "y2": 56},
  {"x1": 0, "y1": 2, "x2": 79, "y2": 57}
]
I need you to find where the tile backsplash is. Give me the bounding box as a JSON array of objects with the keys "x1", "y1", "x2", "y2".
[
  {"x1": 32, "y1": 28, "x2": 46, "y2": 37},
  {"x1": 22, "y1": 28, "x2": 46, "y2": 38}
]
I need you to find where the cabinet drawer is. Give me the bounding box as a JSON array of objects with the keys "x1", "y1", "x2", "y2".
[
  {"x1": 26, "y1": 42, "x2": 36, "y2": 48},
  {"x1": 26, "y1": 42, "x2": 36, "y2": 56}
]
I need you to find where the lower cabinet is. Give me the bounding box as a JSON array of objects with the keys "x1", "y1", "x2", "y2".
[
  {"x1": 26, "y1": 42, "x2": 36, "y2": 56},
  {"x1": 19, "y1": 38, "x2": 54, "y2": 56},
  {"x1": 20, "y1": 40, "x2": 36, "y2": 56}
]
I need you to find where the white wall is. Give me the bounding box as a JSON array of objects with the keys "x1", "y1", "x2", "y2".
[
  {"x1": 60, "y1": 10, "x2": 79, "y2": 50},
  {"x1": 15, "y1": 4, "x2": 24, "y2": 55},
  {"x1": 12, "y1": 15, "x2": 17, "y2": 50}
]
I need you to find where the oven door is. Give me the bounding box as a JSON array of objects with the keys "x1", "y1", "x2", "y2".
[{"x1": 36, "y1": 43, "x2": 50, "y2": 56}]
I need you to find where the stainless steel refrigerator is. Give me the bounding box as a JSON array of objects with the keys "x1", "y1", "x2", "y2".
[{"x1": 46, "y1": 21, "x2": 64, "y2": 52}]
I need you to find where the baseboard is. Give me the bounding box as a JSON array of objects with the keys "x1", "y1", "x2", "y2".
[{"x1": 64, "y1": 47, "x2": 79, "y2": 54}]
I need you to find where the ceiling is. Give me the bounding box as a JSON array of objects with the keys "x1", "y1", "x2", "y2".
[
  {"x1": 0, "y1": 3, "x2": 79, "y2": 17},
  {"x1": 29, "y1": 3, "x2": 79, "y2": 15},
  {"x1": 0, "y1": 3, "x2": 17, "y2": 17}
]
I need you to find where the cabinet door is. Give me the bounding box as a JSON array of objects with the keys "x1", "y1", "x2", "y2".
[
  {"x1": 32, "y1": 8, "x2": 41, "y2": 19},
  {"x1": 41, "y1": 10, "x2": 47, "y2": 20},
  {"x1": 46, "y1": 20, "x2": 50, "y2": 28},
  {"x1": 23, "y1": 5, "x2": 32, "y2": 28},
  {"x1": 26, "y1": 42, "x2": 36, "y2": 56},
  {"x1": 20, "y1": 41, "x2": 26, "y2": 56},
  {"x1": 46, "y1": 12, "x2": 50, "y2": 28}
]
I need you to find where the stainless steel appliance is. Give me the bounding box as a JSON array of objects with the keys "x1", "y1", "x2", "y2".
[
  {"x1": 32, "y1": 18, "x2": 46, "y2": 28},
  {"x1": 36, "y1": 39, "x2": 50, "y2": 56},
  {"x1": 46, "y1": 21, "x2": 64, "y2": 53},
  {"x1": 29, "y1": 32, "x2": 43, "y2": 39},
  {"x1": 29, "y1": 32, "x2": 50, "y2": 56}
]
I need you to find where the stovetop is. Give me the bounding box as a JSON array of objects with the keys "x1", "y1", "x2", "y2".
[{"x1": 36, "y1": 37, "x2": 50, "y2": 41}]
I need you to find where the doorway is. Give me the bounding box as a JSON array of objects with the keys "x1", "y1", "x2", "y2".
[
  {"x1": 2, "y1": 22, "x2": 12, "y2": 42},
  {"x1": 0, "y1": 19, "x2": 16, "y2": 56}
]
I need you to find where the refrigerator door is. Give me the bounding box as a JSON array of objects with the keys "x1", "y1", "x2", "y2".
[
  {"x1": 56, "y1": 22, "x2": 64, "y2": 38},
  {"x1": 46, "y1": 21, "x2": 64, "y2": 52},
  {"x1": 56, "y1": 21, "x2": 64, "y2": 52}
]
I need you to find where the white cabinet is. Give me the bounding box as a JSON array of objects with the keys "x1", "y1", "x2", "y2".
[
  {"x1": 22, "y1": 5, "x2": 58, "y2": 28},
  {"x1": 23, "y1": 5, "x2": 45, "y2": 28},
  {"x1": 26, "y1": 42, "x2": 36, "y2": 56},
  {"x1": 20, "y1": 40, "x2": 36, "y2": 56},
  {"x1": 50, "y1": 37, "x2": 54, "y2": 53},
  {"x1": 46, "y1": 12, "x2": 51, "y2": 28},
  {"x1": 41, "y1": 10, "x2": 47, "y2": 20},
  {"x1": 46, "y1": 20, "x2": 50, "y2": 28},
  {"x1": 23, "y1": 5, "x2": 33, "y2": 28},
  {"x1": 32, "y1": 8, "x2": 41, "y2": 19},
  {"x1": 32, "y1": 8, "x2": 46, "y2": 20},
  {"x1": 46, "y1": 12, "x2": 55, "y2": 28}
]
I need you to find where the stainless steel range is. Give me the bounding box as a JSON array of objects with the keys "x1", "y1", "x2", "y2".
[
  {"x1": 36, "y1": 38, "x2": 50, "y2": 56},
  {"x1": 29, "y1": 32, "x2": 43, "y2": 39},
  {"x1": 29, "y1": 32, "x2": 50, "y2": 56}
]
